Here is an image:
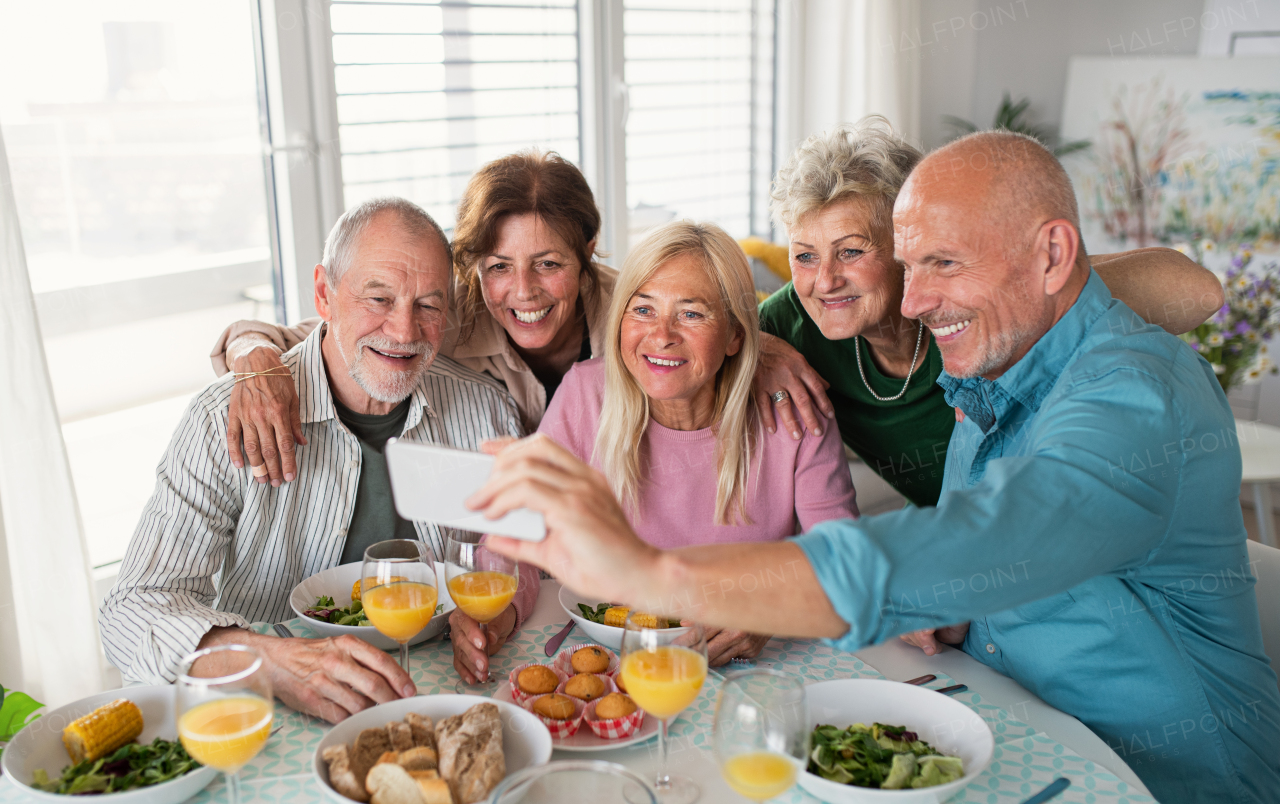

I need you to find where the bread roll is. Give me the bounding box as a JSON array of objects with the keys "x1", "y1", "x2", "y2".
[
  {"x1": 350, "y1": 728, "x2": 393, "y2": 795},
  {"x1": 436, "y1": 703, "x2": 505, "y2": 804},
  {"x1": 398, "y1": 745, "x2": 438, "y2": 772},
  {"x1": 322, "y1": 743, "x2": 370, "y2": 803},
  {"x1": 375, "y1": 751, "x2": 399, "y2": 766},
  {"x1": 365, "y1": 763, "x2": 423, "y2": 804},
  {"x1": 416, "y1": 776, "x2": 454, "y2": 804},
  {"x1": 387, "y1": 721, "x2": 415, "y2": 752},
  {"x1": 405, "y1": 712, "x2": 436, "y2": 750}
]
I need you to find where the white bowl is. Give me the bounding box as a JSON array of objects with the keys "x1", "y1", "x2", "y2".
[
  {"x1": 798, "y1": 679, "x2": 994, "y2": 804},
  {"x1": 0, "y1": 686, "x2": 219, "y2": 803},
  {"x1": 290, "y1": 561, "x2": 455, "y2": 651},
  {"x1": 311, "y1": 695, "x2": 552, "y2": 803},
  {"x1": 557, "y1": 587, "x2": 684, "y2": 650}
]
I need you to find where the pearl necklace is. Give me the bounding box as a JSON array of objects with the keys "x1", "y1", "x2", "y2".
[{"x1": 855, "y1": 321, "x2": 924, "y2": 402}]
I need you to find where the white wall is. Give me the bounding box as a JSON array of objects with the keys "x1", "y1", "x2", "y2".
[{"x1": 916, "y1": 0, "x2": 1208, "y2": 149}]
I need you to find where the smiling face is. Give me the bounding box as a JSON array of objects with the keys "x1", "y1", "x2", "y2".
[
  {"x1": 619, "y1": 253, "x2": 744, "y2": 428},
  {"x1": 315, "y1": 212, "x2": 450, "y2": 411},
  {"x1": 479, "y1": 213, "x2": 585, "y2": 354},
  {"x1": 789, "y1": 198, "x2": 904, "y2": 342},
  {"x1": 895, "y1": 175, "x2": 1046, "y2": 380}
]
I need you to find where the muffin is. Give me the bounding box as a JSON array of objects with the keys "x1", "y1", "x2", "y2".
[
  {"x1": 532, "y1": 693, "x2": 577, "y2": 720},
  {"x1": 517, "y1": 665, "x2": 560, "y2": 696},
  {"x1": 564, "y1": 673, "x2": 606, "y2": 702},
  {"x1": 571, "y1": 646, "x2": 610, "y2": 674},
  {"x1": 594, "y1": 693, "x2": 637, "y2": 720},
  {"x1": 614, "y1": 672, "x2": 627, "y2": 693}
]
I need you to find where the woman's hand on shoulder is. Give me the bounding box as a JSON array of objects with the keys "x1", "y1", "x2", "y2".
[
  {"x1": 227, "y1": 342, "x2": 306, "y2": 485},
  {"x1": 755, "y1": 332, "x2": 834, "y2": 441}
]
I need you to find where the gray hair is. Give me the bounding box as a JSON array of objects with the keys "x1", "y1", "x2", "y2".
[
  {"x1": 770, "y1": 116, "x2": 922, "y2": 245},
  {"x1": 320, "y1": 196, "x2": 452, "y2": 287}
]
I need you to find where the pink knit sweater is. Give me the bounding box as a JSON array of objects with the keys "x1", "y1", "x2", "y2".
[{"x1": 538, "y1": 359, "x2": 858, "y2": 548}]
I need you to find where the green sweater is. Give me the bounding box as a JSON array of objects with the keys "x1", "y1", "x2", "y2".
[{"x1": 759, "y1": 282, "x2": 956, "y2": 507}]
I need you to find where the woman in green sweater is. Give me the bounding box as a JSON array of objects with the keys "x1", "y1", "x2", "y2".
[{"x1": 756, "y1": 117, "x2": 1224, "y2": 507}]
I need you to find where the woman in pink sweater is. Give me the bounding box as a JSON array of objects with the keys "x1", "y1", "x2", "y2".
[{"x1": 539, "y1": 220, "x2": 858, "y2": 665}]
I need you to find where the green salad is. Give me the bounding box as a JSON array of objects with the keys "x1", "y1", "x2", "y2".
[
  {"x1": 31, "y1": 737, "x2": 200, "y2": 795},
  {"x1": 808, "y1": 722, "x2": 965, "y2": 790}
]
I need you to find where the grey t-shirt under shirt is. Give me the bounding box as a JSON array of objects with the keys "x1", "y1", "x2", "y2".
[{"x1": 334, "y1": 396, "x2": 417, "y2": 564}]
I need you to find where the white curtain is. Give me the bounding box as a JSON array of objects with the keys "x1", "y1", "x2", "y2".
[
  {"x1": 800, "y1": 0, "x2": 922, "y2": 144},
  {"x1": 0, "y1": 127, "x2": 105, "y2": 706}
]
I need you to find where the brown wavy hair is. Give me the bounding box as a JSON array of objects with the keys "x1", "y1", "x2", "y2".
[{"x1": 452, "y1": 150, "x2": 603, "y2": 343}]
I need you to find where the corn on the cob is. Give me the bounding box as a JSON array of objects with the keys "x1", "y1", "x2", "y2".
[
  {"x1": 604, "y1": 606, "x2": 660, "y2": 628},
  {"x1": 62, "y1": 699, "x2": 144, "y2": 763}
]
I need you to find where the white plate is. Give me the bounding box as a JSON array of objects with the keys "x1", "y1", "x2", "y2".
[
  {"x1": 798, "y1": 679, "x2": 994, "y2": 804},
  {"x1": 0, "y1": 686, "x2": 219, "y2": 804},
  {"x1": 312, "y1": 694, "x2": 552, "y2": 803},
  {"x1": 492, "y1": 683, "x2": 658, "y2": 753},
  {"x1": 290, "y1": 561, "x2": 455, "y2": 651},
  {"x1": 557, "y1": 587, "x2": 684, "y2": 651}
]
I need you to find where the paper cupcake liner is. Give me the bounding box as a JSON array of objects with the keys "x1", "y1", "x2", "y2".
[
  {"x1": 507, "y1": 661, "x2": 569, "y2": 705},
  {"x1": 553, "y1": 642, "x2": 620, "y2": 677},
  {"x1": 584, "y1": 696, "x2": 646, "y2": 739},
  {"x1": 521, "y1": 693, "x2": 586, "y2": 738},
  {"x1": 555, "y1": 672, "x2": 618, "y2": 704}
]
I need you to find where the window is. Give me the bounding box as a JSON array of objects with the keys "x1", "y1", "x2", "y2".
[
  {"x1": 623, "y1": 0, "x2": 776, "y2": 245},
  {"x1": 0, "y1": 2, "x2": 274, "y2": 576},
  {"x1": 265, "y1": 0, "x2": 779, "y2": 292},
  {"x1": 329, "y1": 0, "x2": 582, "y2": 231}
]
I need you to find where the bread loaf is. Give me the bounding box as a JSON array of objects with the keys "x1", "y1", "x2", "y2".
[{"x1": 435, "y1": 703, "x2": 505, "y2": 804}]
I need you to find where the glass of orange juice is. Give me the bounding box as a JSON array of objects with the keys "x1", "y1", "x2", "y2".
[
  {"x1": 362, "y1": 539, "x2": 439, "y2": 673},
  {"x1": 713, "y1": 669, "x2": 808, "y2": 802},
  {"x1": 176, "y1": 645, "x2": 274, "y2": 804},
  {"x1": 444, "y1": 532, "x2": 520, "y2": 693},
  {"x1": 620, "y1": 614, "x2": 707, "y2": 804}
]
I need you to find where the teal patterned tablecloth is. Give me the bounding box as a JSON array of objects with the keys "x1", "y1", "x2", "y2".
[{"x1": 0, "y1": 616, "x2": 1156, "y2": 803}]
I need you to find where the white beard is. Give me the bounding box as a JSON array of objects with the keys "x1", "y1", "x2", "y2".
[{"x1": 332, "y1": 322, "x2": 435, "y2": 403}]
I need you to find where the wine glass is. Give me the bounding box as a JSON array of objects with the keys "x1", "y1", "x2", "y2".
[
  {"x1": 489, "y1": 760, "x2": 657, "y2": 804},
  {"x1": 713, "y1": 669, "x2": 808, "y2": 801},
  {"x1": 620, "y1": 614, "x2": 708, "y2": 804},
  {"x1": 444, "y1": 531, "x2": 520, "y2": 693},
  {"x1": 361, "y1": 539, "x2": 439, "y2": 673},
  {"x1": 176, "y1": 645, "x2": 273, "y2": 804}
]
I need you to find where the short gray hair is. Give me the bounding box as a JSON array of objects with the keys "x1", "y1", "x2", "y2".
[
  {"x1": 770, "y1": 116, "x2": 922, "y2": 245},
  {"x1": 321, "y1": 196, "x2": 452, "y2": 287}
]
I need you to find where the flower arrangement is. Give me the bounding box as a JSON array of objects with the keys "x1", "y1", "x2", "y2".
[{"x1": 1179, "y1": 241, "x2": 1280, "y2": 392}]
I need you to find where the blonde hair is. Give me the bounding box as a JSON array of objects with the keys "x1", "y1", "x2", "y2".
[
  {"x1": 594, "y1": 221, "x2": 761, "y2": 526},
  {"x1": 770, "y1": 116, "x2": 922, "y2": 245}
]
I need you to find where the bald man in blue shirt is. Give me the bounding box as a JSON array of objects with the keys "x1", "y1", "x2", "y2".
[{"x1": 472, "y1": 131, "x2": 1280, "y2": 803}]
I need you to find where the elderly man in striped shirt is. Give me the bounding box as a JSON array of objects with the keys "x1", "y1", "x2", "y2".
[{"x1": 100, "y1": 197, "x2": 531, "y2": 723}]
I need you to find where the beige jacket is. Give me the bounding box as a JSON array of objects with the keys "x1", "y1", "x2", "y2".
[{"x1": 211, "y1": 264, "x2": 618, "y2": 432}]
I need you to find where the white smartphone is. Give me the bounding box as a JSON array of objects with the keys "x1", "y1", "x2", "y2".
[{"x1": 385, "y1": 439, "x2": 546, "y2": 541}]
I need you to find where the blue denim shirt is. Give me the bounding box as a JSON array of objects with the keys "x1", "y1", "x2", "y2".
[{"x1": 796, "y1": 271, "x2": 1280, "y2": 803}]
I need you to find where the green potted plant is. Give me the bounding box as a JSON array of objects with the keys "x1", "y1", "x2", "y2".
[{"x1": 0, "y1": 682, "x2": 46, "y2": 768}]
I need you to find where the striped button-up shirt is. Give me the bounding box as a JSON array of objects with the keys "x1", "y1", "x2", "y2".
[{"x1": 100, "y1": 325, "x2": 523, "y2": 683}]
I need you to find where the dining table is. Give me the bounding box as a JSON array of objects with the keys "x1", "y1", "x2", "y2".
[{"x1": 0, "y1": 579, "x2": 1155, "y2": 803}]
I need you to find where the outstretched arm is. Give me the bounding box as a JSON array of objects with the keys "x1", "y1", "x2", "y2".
[
  {"x1": 212, "y1": 318, "x2": 319, "y2": 485},
  {"x1": 1092, "y1": 248, "x2": 1223, "y2": 335}
]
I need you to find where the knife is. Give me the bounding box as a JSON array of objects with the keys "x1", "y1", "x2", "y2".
[
  {"x1": 1018, "y1": 777, "x2": 1070, "y2": 804},
  {"x1": 544, "y1": 621, "x2": 576, "y2": 656}
]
